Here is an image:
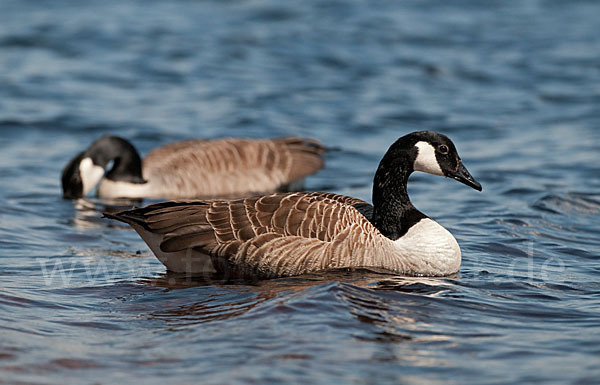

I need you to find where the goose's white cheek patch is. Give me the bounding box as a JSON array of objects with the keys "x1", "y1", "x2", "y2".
[
  {"x1": 79, "y1": 157, "x2": 105, "y2": 196},
  {"x1": 413, "y1": 142, "x2": 443, "y2": 176}
]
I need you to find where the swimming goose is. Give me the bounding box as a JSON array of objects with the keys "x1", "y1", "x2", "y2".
[
  {"x1": 105, "y1": 131, "x2": 481, "y2": 278},
  {"x1": 61, "y1": 136, "x2": 325, "y2": 199}
]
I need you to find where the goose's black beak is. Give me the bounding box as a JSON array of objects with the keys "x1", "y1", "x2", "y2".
[{"x1": 447, "y1": 162, "x2": 482, "y2": 191}]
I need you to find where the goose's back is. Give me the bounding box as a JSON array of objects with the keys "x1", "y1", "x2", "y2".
[{"x1": 141, "y1": 138, "x2": 325, "y2": 199}]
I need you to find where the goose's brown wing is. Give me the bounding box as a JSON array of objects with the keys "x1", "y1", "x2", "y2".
[
  {"x1": 141, "y1": 138, "x2": 325, "y2": 199},
  {"x1": 271, "y1": 137, "x2": 326, "y2": 182},
  {"x1": 110, "y1": 192, "x2": 382, "y2": 278}
]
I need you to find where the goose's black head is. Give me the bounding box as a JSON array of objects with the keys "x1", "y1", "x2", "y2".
[
  {"x1": 61, "y1": 136, "x2": 145, "y2": 199},
  {"x1": 382, "y1": 131, "x2": 481, "y2": 191},
  {"x1": 407, "y1": 131, "x2": 482, "y2": 191}
]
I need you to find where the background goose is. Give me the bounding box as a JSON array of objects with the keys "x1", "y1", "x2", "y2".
[
  {"x1": 105, "y1": 131, "x2": 482, "y2": 278},
  {"x1": 61, "y1": 136, "x2": 326, "y2": 199}
]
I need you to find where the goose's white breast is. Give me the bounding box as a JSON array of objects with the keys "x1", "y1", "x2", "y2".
[{"x1": 392, "y1": 218, "x2": 461, "y2": 275}]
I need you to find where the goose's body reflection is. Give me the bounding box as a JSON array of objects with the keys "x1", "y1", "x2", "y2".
[
  {"x1": 137, "y1": 269, "x2": 460, "y2": 338},
  {"x1": 69, "y1": 198, "x2": 142, "y2": 231}
]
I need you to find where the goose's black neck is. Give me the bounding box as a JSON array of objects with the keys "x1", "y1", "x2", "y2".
[
  {"x1": 86, "y1": 136, "x2": 145, "y2": 184},
  {"x1": 370, "y1": 141, "x2": 426, "y2": 240}
]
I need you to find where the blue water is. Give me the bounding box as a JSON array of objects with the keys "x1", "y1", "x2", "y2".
[{"x1": 1, "y1": 0, "x2": 599, "y2": 384}]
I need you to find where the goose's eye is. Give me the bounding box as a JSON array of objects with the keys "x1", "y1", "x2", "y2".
[{"x1": 438, "y1": 145, "x2": 449, "y2": 155}]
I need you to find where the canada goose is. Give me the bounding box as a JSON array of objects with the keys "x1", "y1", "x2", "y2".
[
  {"x1": 61, "y1": 136, "x2": 325, "y2": 199},
  {"x1": 105, "y1": 131, "x2": 482, "y2": 278}
]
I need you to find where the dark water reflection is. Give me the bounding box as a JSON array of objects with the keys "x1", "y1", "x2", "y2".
[{"x1": 1, "y1": 0, "x2": 600, "y2": 384}]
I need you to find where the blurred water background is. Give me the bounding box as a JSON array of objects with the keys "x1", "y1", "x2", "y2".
[{"x1": 0, "y1": 0, "x2": 599, "y2": 384}]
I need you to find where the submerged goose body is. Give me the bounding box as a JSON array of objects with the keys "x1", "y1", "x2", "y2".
[
  {"x1": 106, "y1": 131, "x2": 482, "y2": 278},
  {"x1": 62, "y1": 136, "x2": 325, "y2": 199}
]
